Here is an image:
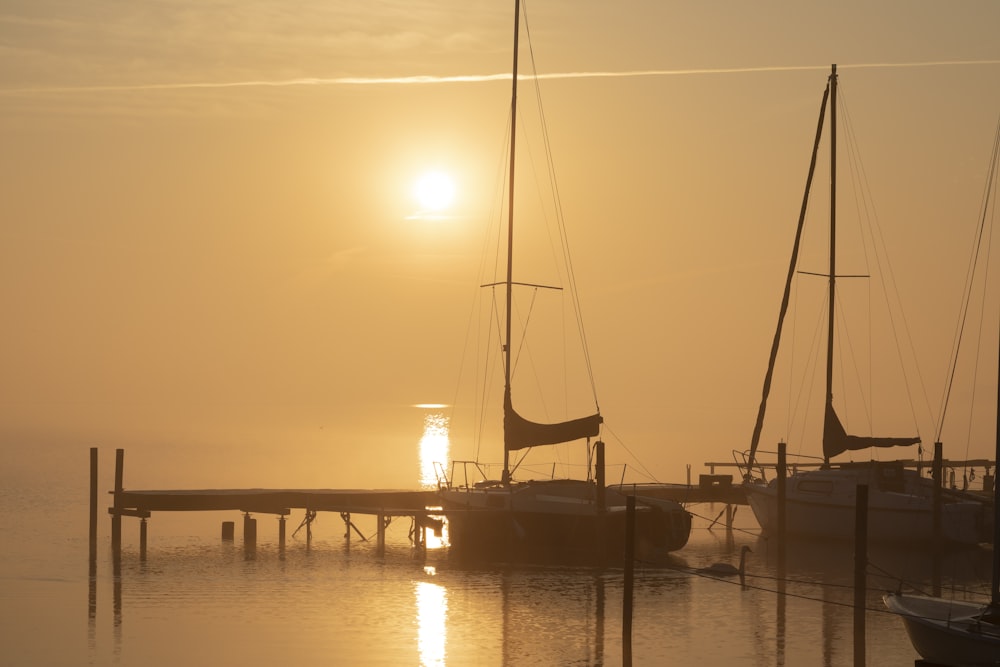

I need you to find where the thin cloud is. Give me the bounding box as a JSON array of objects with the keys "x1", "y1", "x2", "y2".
[{"x1": 2, "y1": 60, "x2": 998, "y2": 96}]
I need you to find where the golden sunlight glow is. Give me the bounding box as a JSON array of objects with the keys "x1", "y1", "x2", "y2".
[
  {"x1": 415, "y1": 581, "x2": 447, "y2": 667},
  {"x1": 419, "y1": 411, "x2": 450, "y2": 488},
  {"x1": 413, "y1": 171, "x2": 455, "y2": 212}
]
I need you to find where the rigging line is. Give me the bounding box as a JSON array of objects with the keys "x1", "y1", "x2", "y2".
[
  {"x1": 743, "y1": 569, "x2": 889, "y2": 592},
  {"x1": 936, "y1": 118, "x2": 1000, "y2": 442},
  {"x1": 598, "y1": 423, "x2": 660, "y2": 483},
  {"x1": 464, "y1": 110, "x2": 516, "y2": 460},
  {"x1": 522, "y1": 0, "x2": 600, "y2": 409},
  {"x1": 867, "y1": 559, "x2": 991, "y2": 600},
  {"x1": 833, "y1": 284, "x2": 871, "y2": 436},
  {"x1": 660, "y1": 563, "x2": 926, "y2": 616},
  {"x1": 840, "y1": 86, "x2": 927, "y2": 440},
  {"x1": 786, "y1": 282, "x2": 827, "y2": 450},
  {"x1": 960, "y1": 120, "x2": 1000, "y2": 460}
]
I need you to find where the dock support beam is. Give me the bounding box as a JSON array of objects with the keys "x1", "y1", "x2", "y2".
[
  {"x1": 278, "y1": 515, "x2": 286, "y2": 552},
  {"x1": 139, "y1": 518, "x2": 148, "y2": 561},
  {"x1": 222, "y1": 521, "x2": 235, "y2": 541},
  {"x1": 377, "y1": 511, "x2": 386, "y2": 555}
]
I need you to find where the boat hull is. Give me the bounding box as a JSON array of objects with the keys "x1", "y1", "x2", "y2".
[
  {"x1": 884, "y1": 593, "x2": 1000, "y2": 665},
  {"x1": 744, "y1": 466, "x2": 986, "y2": 547},
  {"x1": 439, "y1": 479, "x2": 691, "y2": 565}
]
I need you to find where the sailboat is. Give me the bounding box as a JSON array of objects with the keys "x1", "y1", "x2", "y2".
[
  {"x1": 742, "y1": 65, "x2": 986, "y2": 546},
  {"x1": 436, "y1": 0, "x2": 691, "y2": 565},
  {"x1": 883, "y1": 116, "x2": 1000, "y2": 666}
]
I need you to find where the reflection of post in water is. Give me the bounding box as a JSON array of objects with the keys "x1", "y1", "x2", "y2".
[
  {"x1": 501, "y1": 570, "x2": 511, "y2": 667},
  {"x1": 853, "y1": 484, "x2": 868, "y2": 667},
  {"x1": 594, "y1": 573, "x2": 605, "y2": 666},
  {"x1": 622, "y1": 495, "x2": 635, "y2": 667}
]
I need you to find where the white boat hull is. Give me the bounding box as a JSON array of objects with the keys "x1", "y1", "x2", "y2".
[
  {"x1": 744, "y1": 466, "x2": 986, "y2": 546},
  {"x1": 884, "y1": 593, "x2": 1000, "y2": 665}
]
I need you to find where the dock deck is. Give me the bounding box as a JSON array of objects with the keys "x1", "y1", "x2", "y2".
[{"x1": 116, "y1": 488, "x2": 439, "y2": 515}]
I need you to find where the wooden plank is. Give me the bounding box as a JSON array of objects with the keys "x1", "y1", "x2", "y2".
[{"x1": 111, "y1": 489, "x2": 439, "y2": 514}]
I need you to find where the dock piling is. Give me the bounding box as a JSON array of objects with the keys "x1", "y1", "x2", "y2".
[
  {"x1": 777, "y1": 442, "x2": 787, "y2": 547},
  {"x1": 243, "y1": 513, "x2": 257, "y2": 553},
  {"x1": 222, "y1": 521, "x2": 235, "y2": 541},
  {"x1": 278, "y1": 515, "x2": 286, "y2": 552},
  {"x1": 139, "y1": 518, "x2": 147, "y2": 561},
  {"x1": 932, "y1": 442, "x2": 943, "y2": 597},
  {"x1": 90, "y1": 448, "x2": 98, "y2": 563},
  {"x1": 111, "y1": 448, "x2": 124, "y2": 561}
]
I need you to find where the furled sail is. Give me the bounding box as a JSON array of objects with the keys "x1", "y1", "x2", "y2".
[
  {"x1": 822, "y1": 403, "x2": 920, "y2": 460},
  {"x1": 503, "y1": 390, "x2": 602, "y2": 451}
]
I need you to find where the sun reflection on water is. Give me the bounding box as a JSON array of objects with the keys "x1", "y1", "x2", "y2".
[{"x1": 415, "y1": 580, "x2": 448, "y2": 667}]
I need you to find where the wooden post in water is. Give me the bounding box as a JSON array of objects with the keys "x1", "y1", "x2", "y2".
[
  {"x1": 221, "y1": 521, "x2": 235, "y2": 540},
  {"x1": 377, "y1": 511, "x2": 386, "y2": 555},
  {"x1": 111, "y1": 448, "x2": 124, "y2": 561},
  {"x1": 776, "y1": 446, "x2": 787, "y2": 665},
  {"x1": 595, "y1": 440, "x2": 606, "y2": 512},
  {"x1": 89, "y1": 447, "x2": 98, "y2": 563},
  {"x1": 88, "y1": 447, "x2": 98, "y2": 630},
  {"x1": 777, "y1": 442, "x2": 787, "y2": 547},
  {"x1": 622, "y1": 494, "x2": 635, "y2": 667},
  {"x1": 595, "y1": 440, "x2": 607, "y2": 565},
  {"x1": 854, "y1": 483, "x2": 868, "y2": 667},
  {"x1": 932, "y1": 442, "x2": 943, "y2": 597},
  {"x1": 139, "y1": 517, "x2": 147, "y2": 561},
  {"x1": 243, "y1": 513, "x2": 257, "y2": 554},
  {"x1": 279, "y1": 515, "x2": 286, "y2": 552}
]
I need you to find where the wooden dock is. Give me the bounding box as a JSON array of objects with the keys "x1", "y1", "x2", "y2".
[
  {"x1": 98, "y1": 449, "x2": 445, "y2": 559},
  {"x1": 115, "y1": 488, "x2": 439, "y2": 514}
]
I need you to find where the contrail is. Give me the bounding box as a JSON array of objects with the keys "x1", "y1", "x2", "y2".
[{"x1": 2, "y1": 60, "x2": 998, "y2": 95}]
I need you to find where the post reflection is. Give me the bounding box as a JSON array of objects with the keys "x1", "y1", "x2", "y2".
[{"x1": 415, "y1": 578, "x2": 447, "y2": 667}]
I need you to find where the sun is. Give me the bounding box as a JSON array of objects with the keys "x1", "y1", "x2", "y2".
[{"x1": 413, "y1": 171, "x2": 456, "y2": 212}]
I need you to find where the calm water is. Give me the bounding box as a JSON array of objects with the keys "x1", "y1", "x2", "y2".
[{"x1": 1, "y1": 444, "x2": 993, "y2": 666}]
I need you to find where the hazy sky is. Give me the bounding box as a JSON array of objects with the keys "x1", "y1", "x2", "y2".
[{"x1": 3, "y1": 1, "x2": 1000, "y2": 487}]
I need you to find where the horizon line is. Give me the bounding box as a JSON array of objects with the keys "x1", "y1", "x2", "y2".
[{"x1": 2, "y1": 60, "x2": 999, "y2": 96}]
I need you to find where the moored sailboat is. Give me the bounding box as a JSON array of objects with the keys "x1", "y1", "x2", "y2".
[
  {"x1": 883, "y1": 114, "x2": 1000, "y2": 666},
  {"x1": 435, "y1": 0, "x2": 690, "y2": 565},
  {"x1": 742, "y1": 65, "x2": 986, "y2": 547}
]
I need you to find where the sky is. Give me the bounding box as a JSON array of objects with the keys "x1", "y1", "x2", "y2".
[{"x1": 3, "y1": 0, "x2": 1000, "y2": 489}]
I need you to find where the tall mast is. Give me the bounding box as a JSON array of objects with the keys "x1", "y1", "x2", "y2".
[
  {"x1": 502, "y1": 0, "x2": 521, "y2": 485},
  {"x1": 824, "y1": 64, "x2": 838, "y2": 466},
  {"x1": 745, "y1": 82, "x2": 830, "y2": 477}
]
